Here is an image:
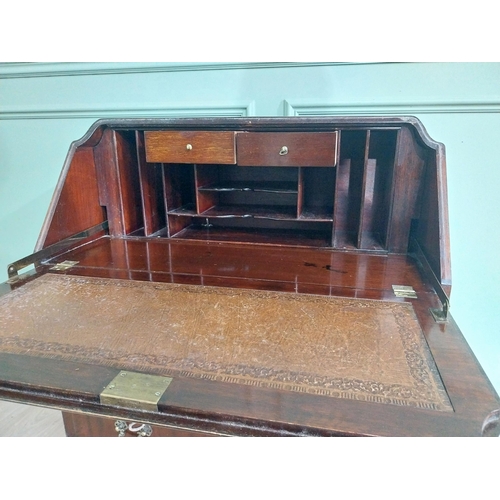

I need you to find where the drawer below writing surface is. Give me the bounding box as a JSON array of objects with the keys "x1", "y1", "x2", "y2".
[{"x1": 62, "y1": 412, "x2": 220, "y2": 437}]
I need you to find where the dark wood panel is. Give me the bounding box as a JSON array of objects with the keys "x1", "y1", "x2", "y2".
[
  {"x1": 163, "y1": 164, "x2": 195, "y2": 237},
  {"x1": 63, "y1": 412, "x2": 218, "y2": 437},
  {"x1": 237, "y1": 132, "x2": 338, "y2": 167},
  {"x1": 334, "y1": 130, "x2": 367, "y2": 247},
  {"x1": 172, "y1": 225, "x2": 332, "y2": 247},
  {"x1": 301, "y1": 167, "x2": 335, "y2": 220},
  {"x1": 145, "y1": 131, "x2": 236, "y2": 164},
  {"x1": 358, "y1": 159, "x2": 378, "y2": 248},
  {"x1": 387, "y1": 126, "x2": 426, "y2": 253},
  {"x1": 415, "y1": 149, "x2": 452, "y2": 288},
  {"x1": 45, "y1": 237, "x2": 418, "y2": 292},
  {"x1": 333, "y1": 159, "x2": 352, "y2": 247},
  {"x1": 136, "y1": 131, "x2": 165, "y2": 236},
  {"x1": 114, "y1": 131, "x2": 143, "y2": 235},
  {"x1": 366, "y1": 129, "x2": 398, "y2": 248},
  {"x1": 195, "y1": 164, "x2": 219, "y2": 213},
  {"x1": 93, "y1": 129, "x2": 143, "y2": 236},
  {"x1": 42, "y1": 148, "x2": 105, "y2": 247}
]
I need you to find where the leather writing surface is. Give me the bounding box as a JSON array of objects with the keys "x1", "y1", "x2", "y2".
[{"x1": 0, "y1": 274, "x2": 452, "y2": 411}]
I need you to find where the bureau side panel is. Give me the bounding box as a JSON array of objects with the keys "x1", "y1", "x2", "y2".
[
  {"x1": 40, "y1": 148, "x2": 105, "y2": 248},
  {"x1": 415, "y1": 147, "x2": 452, "y2": 288},
  {"x1": 386, "y1": 126, "x2": 426, "y2": 253}
]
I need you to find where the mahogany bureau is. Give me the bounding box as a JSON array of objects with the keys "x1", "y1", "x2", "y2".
[{"x1": 1, "y1": 116, "x2": 499, "y2": 437}]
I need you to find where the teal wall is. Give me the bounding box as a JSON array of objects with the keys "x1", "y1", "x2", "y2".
[{"x1": 1, "y1": 62, "x2": 499, "y2": 397}]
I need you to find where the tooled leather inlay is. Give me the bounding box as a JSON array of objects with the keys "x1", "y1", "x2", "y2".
[{"x1": 0, "y1": 274, "x2": 452, "y2": 411}]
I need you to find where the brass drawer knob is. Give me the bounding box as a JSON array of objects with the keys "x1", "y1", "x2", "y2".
[
  {"x1": 279, "y1": 146, "x2": 288, "y2": 156},
  {"x1": 186, "y1": 144, "x2": 193, "y2": 150}
]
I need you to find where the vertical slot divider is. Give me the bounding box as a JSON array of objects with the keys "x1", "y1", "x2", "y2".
[
  {"x1": 377, "y1": 131, "x2": 398, "y2": 250},
  {"x1": 360, "y1": 129, "x2": 398, "y2": 251},
  {"x1": 112, "y1": 130, "x2": 144, "y2": 236},
  {"x1": 161, "y1": 163, "x2": 171, "y2": 237},
  {"x1": 357, "y1": 131, "x2": 373, "y2": 248},
  {"x1": 333, "y1": 159, "x2": 352, "y2": 247},
  {"x1": 358, "y1": 158, "x2": 378, "y2": 249},
  {"x1": 136, "y1": 131, "x2": 166, "y2": 236},
  {"x1": 333, "y1": 129, "x2": 367, "y2": 249},
  {"x1": 297, "y1": 167, "x2": 304, "y2": 219}
]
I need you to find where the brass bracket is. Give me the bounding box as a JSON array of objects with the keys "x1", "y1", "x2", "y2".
[
  {"x1": 409, "y1": 238, "x2": 450, "y2": 323},
  {"x1": 392, "y1": 285, "x2": 417, "y2": 299},
  {"x1": 430, "y1": 305, "x2": 449, "y2": 323},
  {"x1": 100, "y1": 371, "x2": 173, "y2": 411},
  {"x1": 7, "y1": 220, "x2": 108, "y2": 279},
  {"x1": 6, "y1": 273, "x2": 31, "y2": 284}
]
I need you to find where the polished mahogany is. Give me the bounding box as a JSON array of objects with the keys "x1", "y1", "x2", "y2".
[{"x1": 0, "y1": 117, "x2": 498, "y2": 437}]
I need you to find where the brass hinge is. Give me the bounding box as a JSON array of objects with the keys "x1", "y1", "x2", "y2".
[
  {"x1": 392, "y1": 285, "x2": 417, "y2": 299},
  {"x1": 50, "y1": 260, "x2": 79, "y2": 271},
  {"x1": 100, "y1": 371, "x2": 173, "y2": 411}
]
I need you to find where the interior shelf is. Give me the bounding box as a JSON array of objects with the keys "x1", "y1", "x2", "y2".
[
  {"x1": 199, "y1": 204, "x2": 299, "y2": 220},
  {"x1": 168, "y1": 204, "x2": 197, "y2": 216},
  {"x1": 198, "y1": 181, "x2": 298, "y2": 194},
  {"x1": 298, "y1": 208, "x2": 334, "y2": 222}
]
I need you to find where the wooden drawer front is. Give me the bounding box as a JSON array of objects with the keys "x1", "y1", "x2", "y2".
[
  {"x1": 62, "y1": 412, "x2": 219, "y2": 437},
  {"x1": 145, "y1": 131, "x2": 236, "y2": 164},
  {"x1": 237, "y1": 132, "x2": 338, "y2": 167}
]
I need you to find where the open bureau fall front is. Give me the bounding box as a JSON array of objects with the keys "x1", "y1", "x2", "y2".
[{"x1": 1, "y1": 117, "x2": 498, "y2": 437}]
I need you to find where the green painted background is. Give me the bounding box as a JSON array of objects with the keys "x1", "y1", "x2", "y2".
[{"x1": 1, "y1": 62, "x2": 499, "y2": 398}]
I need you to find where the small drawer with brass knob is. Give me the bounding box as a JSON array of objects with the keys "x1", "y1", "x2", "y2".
[
  {"x1": 236, "y1": 131, "x2": 338, "y2": 167},
  {"x1": 145, "y1": 131, "x2": 236, "y2": 164}
]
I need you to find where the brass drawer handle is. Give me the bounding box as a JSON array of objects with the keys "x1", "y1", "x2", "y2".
[
  {"x1": 481, "y1": 408, "x2": 500, "y2": 437},
  {"x1": 279, "y1": 146, "x2": 288, "y2": 156},
  {"x1": 114, "y1": 420, "x2": 153, "y2": 437}
]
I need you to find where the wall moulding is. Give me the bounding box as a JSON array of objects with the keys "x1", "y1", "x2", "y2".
[
  {"x1": 0, "y1": 102, "x2": 256, "y2": 121},
  {"x1": 284, "y1": 100, "x2": 500, "y2": 116},
  {"x1": 0, "y1": 62, "x2": 380, "y2": 79}
]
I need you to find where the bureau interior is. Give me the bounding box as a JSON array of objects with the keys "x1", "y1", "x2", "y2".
[
  {"x1": 49, "y1": 124, "x2": 431, "y2": 256},
  {"x1": 103, "y1": 128, "x2": 407, "y2": 251}
]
